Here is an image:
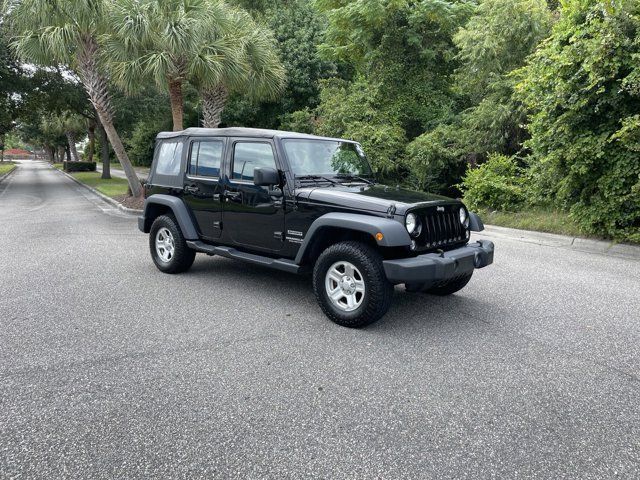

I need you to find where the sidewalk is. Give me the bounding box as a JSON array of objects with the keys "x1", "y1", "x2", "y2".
[
  {"x1": 96, "y1": 164, "x2": 149, "y2": 181},
  {"x1": 479, "y1": 224, "x2": 640, "y2": 260}
]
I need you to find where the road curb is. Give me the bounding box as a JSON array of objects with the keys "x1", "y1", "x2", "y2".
[
  {"x1": 52, "y1": 165, "x2": 143, "y2": 215},
  {"x1": 480, "y1": 224, "x2": 640, "y2": 260},
  {"x1": 0, "y1": 164, "x2": 18, "y2": 184}
]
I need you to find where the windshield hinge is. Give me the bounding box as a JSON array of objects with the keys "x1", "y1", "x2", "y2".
[{"x1": 387, "y1": 204, "x2": 397, "y2": 217}]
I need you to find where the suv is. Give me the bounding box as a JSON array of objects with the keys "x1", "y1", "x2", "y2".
[{"x1": 138, "y1": 128, "x2": 494, "y2": 327}]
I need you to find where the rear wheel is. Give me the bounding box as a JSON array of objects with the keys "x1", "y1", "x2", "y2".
[
  {"x1": 313, "y1": 241, "x2": 394, "y2": 328},
  {"x1": 149, "y1": 215, "x2": 196, "y2": 274}
]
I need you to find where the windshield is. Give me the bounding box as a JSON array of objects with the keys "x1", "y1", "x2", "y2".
[{"x1": 282, "y1": 139, "x2": 372, "y2": 177}]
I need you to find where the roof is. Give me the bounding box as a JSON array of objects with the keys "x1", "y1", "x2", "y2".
[
  {"x1": 155, "y1": 127, "x2": 356, "y2": 144},
  {"x1": 3, "y1": 148, "x2": 31, "y2": 155}
]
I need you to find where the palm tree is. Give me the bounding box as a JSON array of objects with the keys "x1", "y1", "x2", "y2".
[
  {"x1": 41, "y1": 112, "x2": 85, "y2": 162},
  {"x1": 5, "y1": 0, "x2": 143, "y2": 196},
  {"x1": 106, "y1": 0, "x2": 231, "y2": 131},
  {"x1": 197, "y1": 10, "x2": 285, "y2": 128}
]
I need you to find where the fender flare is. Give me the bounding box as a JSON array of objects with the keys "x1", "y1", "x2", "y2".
[
  {"x1": 469, "y1": 212, "x2": 484, "y2": 232},
  {"x1": 140, "y1": 194, "x2": 199, "y2": 240},
  {"x1": 294, "y1": 212, "x2": 411, "y2": 264}
]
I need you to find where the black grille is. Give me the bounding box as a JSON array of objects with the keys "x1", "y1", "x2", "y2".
[{"x1": 413, "y1": 206, "x2": 468, "y2": 251}]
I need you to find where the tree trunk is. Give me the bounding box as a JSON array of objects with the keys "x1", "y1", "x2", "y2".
[
  {"x1": 45, "y1": 145, "x2": 54, "y2": 163},
  {"x1": 58, "y1": 145, "x2": 66, "y2": 163},
  {"x1": 76, "y1": 35, "x2": 142, "y2": 197},
  {"x1": 168, "y1": 78, "x2": 184, "y2": 131},
  {"x1": 66, "y1": 132, "x2": 80, "y2": 162},
  {"x1": 87, "y1": 120, "x2": 96, "y2": 163},
  {"x1": 201, "y1": 84, "x2": 229, "y2": 128},
  {"x1": 0, "y1": 133, "x2": 4, "y2": 162},
  {"x1": 97, "y1": 121, "x2": 111, "y2": 180}
]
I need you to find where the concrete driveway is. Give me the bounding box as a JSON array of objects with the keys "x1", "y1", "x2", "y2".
[{"x1": 1, "y1": 160, "x2": 639, "y2": 478}]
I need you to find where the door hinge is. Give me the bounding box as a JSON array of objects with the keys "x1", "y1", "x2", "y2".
[
  {"x1": 214, "y1": 221, "x2": 223, "y2": 230},
  {"x1": 274, "y1": 231, "x2": 284, "y2": 241}
]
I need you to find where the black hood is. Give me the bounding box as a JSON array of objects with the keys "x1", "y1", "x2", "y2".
[{"x1": 297, "y1": 184, "x2": 461, "y2": 215}]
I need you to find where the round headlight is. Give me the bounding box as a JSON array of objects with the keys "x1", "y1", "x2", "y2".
[
  {"x1": 459, "y1": 207, "x2": 469, "y2": 228},
  {"x1": 406, "y1": 213, "x2": 418, "y2": 235}
]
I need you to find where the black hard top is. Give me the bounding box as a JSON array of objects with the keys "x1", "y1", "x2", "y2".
[{"x1": 155, "y1": 127, "x2": 356, "y2": 144}]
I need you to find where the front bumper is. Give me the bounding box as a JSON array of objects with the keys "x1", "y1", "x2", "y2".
[{"x1": 383, "y1": 240, "x2": 494, "y2": 285}]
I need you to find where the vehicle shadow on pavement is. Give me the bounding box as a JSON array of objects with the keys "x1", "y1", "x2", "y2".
[{"x1": 187, "y1": 256, "x2": 490, "y2": 332}]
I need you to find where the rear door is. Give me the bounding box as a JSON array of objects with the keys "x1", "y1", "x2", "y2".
[
  {"x1": 222, "y1": 139, "x2": 285, "y2": 252},
  {"x1": 182, "y1": 137, "x2": 226, "y2": 239}
]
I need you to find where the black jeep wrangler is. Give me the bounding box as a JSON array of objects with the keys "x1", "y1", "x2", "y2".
[{"x1": 139, "y1": 128, "x2": 494, "y2": 327}]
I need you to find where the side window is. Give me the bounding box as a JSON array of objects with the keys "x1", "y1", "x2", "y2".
[
  {"x1": 232, "y1": 142, "x2": 276, "y2": 182},
  {"x1": 189, "y1": 140, "x2": 223, "y2": 177},
  {"x1": 155, "y1": 141, "x2": 183, "y2": 176}
]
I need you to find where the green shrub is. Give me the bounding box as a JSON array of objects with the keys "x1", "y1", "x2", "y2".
[
  {"x1": 278, "y1": 109, "x2": 316, "y2": 134},
  {"x1": 63, "y1": 161, "x2": 96, "y2": 172},
  {"x1": 404, "y1": 124, "x2": 467, "y2": 194},
  {"x1": 315, "y1": 78, "x2": 406, "y2": 177},
  {"x1": 460, "y1": 154, "x2": 526, "y2": 211},
  {"x1": 126, "y1": 117, "x2": 171, "y2": 167}
]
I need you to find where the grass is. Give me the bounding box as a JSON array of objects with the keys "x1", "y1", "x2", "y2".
[
  {"x1": 478, "y1": 207, "x2": 589, "y2": 238},
  {"x1": 68, "y1": 171, "x2": 130, "y2": 198},
  {"x1": 0, "y1": 161, "x2": 16, "y2": 176}
]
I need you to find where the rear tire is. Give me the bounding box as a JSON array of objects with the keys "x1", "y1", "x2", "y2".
[
  {"x1": 149, "y1": 215, "x2": 196, "y2": 274},
  {"x1": 313, "y1": 241, "x2": 394, "y2": 328}
]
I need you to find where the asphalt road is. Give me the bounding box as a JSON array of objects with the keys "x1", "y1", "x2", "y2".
[{"x1": 1, "y1": 160, "x2": 639, "y2": 479}]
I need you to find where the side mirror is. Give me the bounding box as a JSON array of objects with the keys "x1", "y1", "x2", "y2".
[{"x1": 254, "y1": 167, "x2": 280, "y2": 186}]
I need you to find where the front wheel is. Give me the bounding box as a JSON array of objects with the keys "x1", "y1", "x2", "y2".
[
  {"x1": 149, "y1": 215, "x2": 196, "y2": 274},
  {"x1": 313, "y1": 241, "x2": 394, "y2": 328}
]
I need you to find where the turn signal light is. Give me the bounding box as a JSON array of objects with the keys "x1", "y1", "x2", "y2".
[{"x1": 375, "y1": 232, "x2": 384, "y2": 241}]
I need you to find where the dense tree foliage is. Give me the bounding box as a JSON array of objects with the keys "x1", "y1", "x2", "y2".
[
  {"x1": 516, "y1": 0, "x2": 640, "y2": 241},
  {"x1": 223, "y1": 0, "x2": 335, "y2": 129},
  {"x1": 405, "y1": 0, "x2": 552, "y2": 192}
]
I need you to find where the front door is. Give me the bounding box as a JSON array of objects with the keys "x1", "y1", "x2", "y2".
[
  {"x1": 222, "y1": 140, "x2": 285, "y2": 252},
  {"x1": 182, "y1": 138, "x2": 225, "y2": 239}
]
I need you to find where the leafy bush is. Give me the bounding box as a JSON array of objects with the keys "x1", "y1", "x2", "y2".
[
  {"x1": 404, "y1": 124, "x2": 466, "y2": 194},
  {"x1": 63, "y1": 161, "x2": 96, "y2": 172},
  {"x1": 315, "y1": 78, "x2": 406, "y2": 177},
  {"x1": 278, "y1": 109, "x2": 316, "y2": 134},
  {"x1": 460, "y1": 154, "x2": 526, "y2": 211},
  {"x1": 126, "y1": 118, "x2": 170, "y2": 167}
]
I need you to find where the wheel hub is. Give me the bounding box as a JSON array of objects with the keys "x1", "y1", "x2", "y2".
[
  {"x1": 155, "y1": 227, "x2": 175, "y2": 263},
  {"x1": 325, "y1": 261, "x2": 365, "y2": 312}
]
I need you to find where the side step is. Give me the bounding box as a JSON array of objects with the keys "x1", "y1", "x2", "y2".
[{"x1": 186, "y1": 241, "x2": 301, "y2": 274}]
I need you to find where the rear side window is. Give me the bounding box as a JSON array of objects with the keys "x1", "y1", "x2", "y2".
[
  {"x1": 189, "y1": 140, "x2": 223, "y2": 177},
  {"x1": 155, "y1": 141, "x2": 183, "y2": 176},
  {"x1": 232, "y1": 142, "x2": 276, "y2": 182}
]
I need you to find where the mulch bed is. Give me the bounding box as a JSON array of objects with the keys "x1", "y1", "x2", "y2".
[{"x1": 112, "y1": 194, "x2": 145, "y2": 211}]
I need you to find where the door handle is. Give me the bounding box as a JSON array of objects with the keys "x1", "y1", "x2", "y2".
[
  {"x1": 223, "y1": 190, "x2": 242, "y2": 202},
  {"x1": 184, "y1": 185, "x2": 198, "y2": 194}
]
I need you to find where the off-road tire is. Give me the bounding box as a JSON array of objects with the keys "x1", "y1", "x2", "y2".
[
  {"x1": 149, "y1": 215, "x2": 196, "y2": 274},
  {"x1": 313, "y1": 241, "x2": 394, "y2": 328}
]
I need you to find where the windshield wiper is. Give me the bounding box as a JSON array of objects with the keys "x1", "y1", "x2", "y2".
[
  {"x1": 295, "y1": 175, "x2": 340, "y2": 185},
  {"x1": 334, "y1": 174, "x2": 375, "y2": 185}
]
